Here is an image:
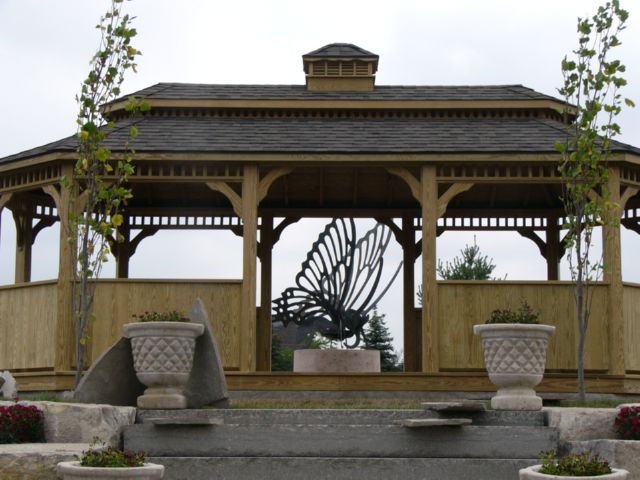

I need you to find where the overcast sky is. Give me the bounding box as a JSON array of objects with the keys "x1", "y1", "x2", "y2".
[{"x1": 1, "y1": 0, "x2": 639, "y2": 353}]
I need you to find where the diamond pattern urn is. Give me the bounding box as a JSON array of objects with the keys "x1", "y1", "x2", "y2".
[
  {"x1": 124, "y1": 321, "x2": 204, "y2": 409},
  {"x1": 473, "y1": 323, "x2": 555, "y2": 410}
]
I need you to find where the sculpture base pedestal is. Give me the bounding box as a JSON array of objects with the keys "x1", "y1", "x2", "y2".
[{"x1": 293, "y1": 349, "x2": 381, "y2": 373}]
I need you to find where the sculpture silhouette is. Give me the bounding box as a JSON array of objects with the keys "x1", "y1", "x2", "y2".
[{"x1": 273, "y1": 218, "x2": 402, "y2": 348}]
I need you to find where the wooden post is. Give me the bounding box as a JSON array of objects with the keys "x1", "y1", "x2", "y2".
[
  {"x1": 401, "y1": 215, "x2": 419, "y2": 372},
  {"x1": 12, "y1": 202, "x2": 33, "y2": 283},
  {"x1": 257, "y1": 215, "x2": 274, "y2": 371},
  {"x1": 115, "y1": 219, "x2": 130, "y2": 279},
  {"x1": 546, "y1": 217, "x2": 560, "y2": 281},
  {"x1": 421, "y1": 165, "x2": 439, "y2": 373},
  {"x1": 0, "y1": 193, "x2": 13, "y2": 271},
  {"x1": 603, "y1": 166, "x2": 625, "y2": 375},
  {"x1": 241, "y1": 165, "x2": 259, "y2": 372},
  {"x1": 44, "y1": 164, "x2": 76, "y2": 373}
]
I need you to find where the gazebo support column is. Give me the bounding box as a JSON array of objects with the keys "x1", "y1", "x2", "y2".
[
  {"x1": 257, "y1": 214, "x2": 274, "y2": 371},
  {"x1": 0, "y1": 193, "x2": 12, "y2": 263},
  {"x1": 421, "y1": 166, "x2": 439, "y2": 373},
  {"x1": 12, "y1": 203, "x2": 33, "y2": 283},
  {"x1": 115, "y1": 220, "x2": 131, "y2": 279},
  {"x1": 44, "y1": 165, "x2": 76, "y2": 373},
  {"x1": 401, "y1": 215, "x2": 420, "y2": 372},
  {"x1": 546, "y1": 217, "x2": 561, "y2": 281},
  {"x1": 241, "y1": 165, "x2": 259, "y2": 372},
  {"x1": 604, "y1": 167, "x2": 637, "y2": 375}
]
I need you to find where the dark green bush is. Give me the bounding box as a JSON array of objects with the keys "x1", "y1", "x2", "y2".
[
  {"x1": 539, "y1": 450, "x2": 612, "y2": 476},
  {"x1": 0, "y1": 404, "x2": 45, "y2": 444}
]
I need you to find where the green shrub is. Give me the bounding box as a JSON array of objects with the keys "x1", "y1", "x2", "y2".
[
  {"x1": 80, "y1": 443, "x2": 146, "y2": 468},
  {"x1": 486, "y1": 301, "x2": 539, "y2": 324},
  {"x1": 539, "y1": 450, "x2": 612, "y2": 476},
  {"x1": 132, "y1": 310, "x2": 188, "y2": 322},
  {"x1": 0, "y1": 404, "x2": 45, "y2": 444}
]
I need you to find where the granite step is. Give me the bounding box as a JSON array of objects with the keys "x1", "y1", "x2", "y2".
[
  {"x1": 149, "y1": 456, "x2": 539, "y2": 480},
  {"x1": 124, "y1": 423, "x2": 557, "y2": 459}
]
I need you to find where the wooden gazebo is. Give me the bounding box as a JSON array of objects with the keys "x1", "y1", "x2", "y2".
[{"x1": 2, "y1": 43, "x2": 640, "y2": 394}]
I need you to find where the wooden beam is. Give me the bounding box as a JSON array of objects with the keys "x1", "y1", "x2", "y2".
[
  {"x1": 387, "y1": 168, "x2": 421, "y2": 203},
  {"x1": 517, "y1": 229, "x2": 546, "y2": 258},
  {"x1": 272, "y1": 217, "x2": 300, "y2": 245},
  {"x1": 437, "y1": 182, "x2": 474, "y2": 217},
  {"x1": 207, "y1": 181, "x2": 242, "y2": 218},
  {"x1": 31, "y1": 218, "x2": 55, "y2": 243},
  {"x1": 604, "y1": 166, "x2": 625, "y2": 375},
  {"x1": 0, "y1": 193, "x2": 13, "y2": 263},
  {"x1": 129, "y1": 227, "x2": 159, "y2": 257},
  {"x1": 240, "y1": 165, "x2": 259, "y2": 372},
  {"x1": 257, "y1": 168, "x2": 293, "y2": 204},
  {"x1": 421, "y1": 165, "x2": 439, "y2": 373},
  {"x1": 621, "y1": 186, "x2": 639, "y2": 209}
]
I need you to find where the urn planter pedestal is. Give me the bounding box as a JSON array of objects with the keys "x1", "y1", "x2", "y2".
[
  {"x1": 123, "y1": 321, "x2": 204, "y2": 409},
  {"x1": 519, "y1": 465, "x2": 628, "y2": 479},
  {"x1": 56, "y1": 461, "x2": 165, "y2": 479},
  {"x1": 473, "y1": 323, "x2": 555, "y2": 411}
]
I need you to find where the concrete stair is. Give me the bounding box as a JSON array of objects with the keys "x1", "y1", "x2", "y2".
[{"x1": 124, "y1": 407, "x2": 558, "y2": 480}]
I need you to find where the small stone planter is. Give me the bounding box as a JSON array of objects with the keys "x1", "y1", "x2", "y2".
[
  {"x1": 474, "y1": 323, "x2": 555, "y2": 410},
  {"x1": 123, "y1": 321, "x2": 204, "y2": 409},
  {"x1": 57, "y1": 461, "x2": 165, "y2": 479},
  {"x1": 519, "y1": 465, "x2": 628, "y2": 479}
]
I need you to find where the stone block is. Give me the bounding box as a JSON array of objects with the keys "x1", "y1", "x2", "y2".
[
  {"x1": 1, "y1": 370, "x2": 18, "y2": 400},
  {"x1": 0, "y1": 401, "x2": 135, "y2": 446},
  {"x1": 183, "y1": 299, "x2": 230, "y2": 408},
  {"x1": 544, "y1": 407, "x2": 617, "y2": 441},
  {"x1": 74, "y1": 336, "x2": 145, "y2": 407},
  {"x1": 0, "y1": 443, "x2": 90, "y2": 480}
]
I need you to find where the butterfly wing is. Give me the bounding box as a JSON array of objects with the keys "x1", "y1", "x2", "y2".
[{"x1": 272, "y1": 218, "x2": 356, "y2": 329}]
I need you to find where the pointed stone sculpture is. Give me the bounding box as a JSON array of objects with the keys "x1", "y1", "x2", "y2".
[
  {"x1": 184, "y1": 298, "x2": 230, "y2": 408},
  {"x1": 74, "y1": 337, "x2": 145, "y2": 406},
  {"x1": 75, "y1": 299, "x2": 229, "y2": 408}
]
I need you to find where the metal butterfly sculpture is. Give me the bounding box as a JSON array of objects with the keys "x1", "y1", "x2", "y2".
[{"x1": 272, "y1": 218, "x2": 402, "y2": 348}]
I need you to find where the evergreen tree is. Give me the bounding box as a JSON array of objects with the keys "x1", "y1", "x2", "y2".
[
  {"x1": 437, "y1": 238, "x2": 496, "y2": 280},
  {"x1": 363, "y1": 308, "x2": 401, "y2": 372}
]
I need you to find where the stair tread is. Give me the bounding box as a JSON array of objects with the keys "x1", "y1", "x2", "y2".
[
  {"x1": 422, "y1": 401, "x2": 487, "y2": 413},
  {"x1": 400, "y1": 418, "x2": 472, "y2": 427}
]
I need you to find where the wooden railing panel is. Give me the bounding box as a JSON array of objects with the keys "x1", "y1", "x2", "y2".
[
  {"x1": 89, "y1": 280, "x2": 242, "y2": 370},
  {"x1": 624, "y1": 283, "x2": 640, "y2": 372},
  {"x1": 437, "y1": 282, "x2": 609, "y2": 371},
  {"x1": 0, "y1": 282, "x2": 57, "y2": 370}
]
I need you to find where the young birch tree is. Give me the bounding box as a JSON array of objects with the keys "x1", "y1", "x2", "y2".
[
  {"x1": 69, "y1": 0, "x2": 146, "y2": 386},
  {"x1": 557, "y1": 0, "x2": 633, "y2": 401}
]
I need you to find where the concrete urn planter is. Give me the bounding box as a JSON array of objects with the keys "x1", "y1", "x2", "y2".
[
  {"x1": 57, "y1": 461, "x2": 165, "y2": 479},
  {"x1": 473, "y1": 323, "x2": 555, "y2": 410},
  {"x1": 519, "y1": 465, "x2": 628, "y2": 479},
  {"x1": 123, "y1": 321, "x2": 204, "y2": 409}
]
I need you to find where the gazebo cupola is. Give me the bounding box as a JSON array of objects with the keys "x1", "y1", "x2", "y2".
[{"x1": 302, "y1": 43, "x2": 379, "y2": 92}]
